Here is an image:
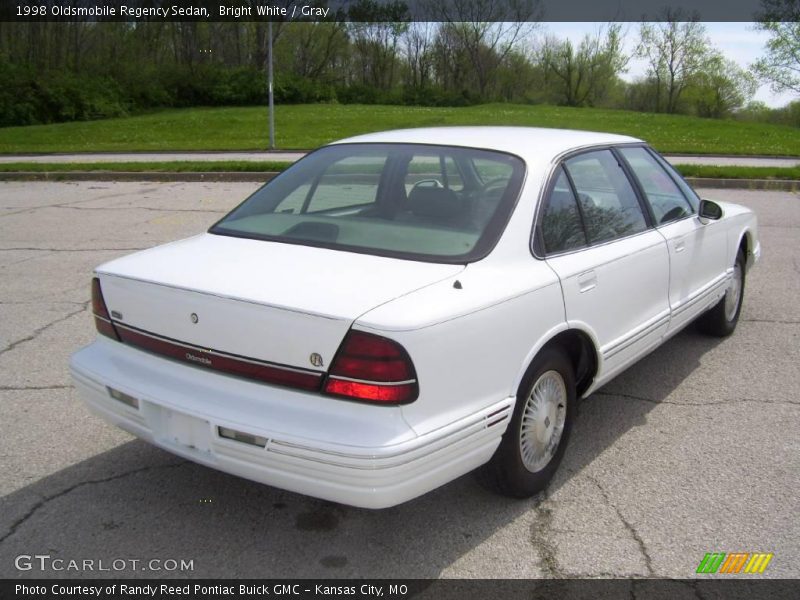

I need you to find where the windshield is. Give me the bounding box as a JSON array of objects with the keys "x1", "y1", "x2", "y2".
[{"x1": 209, "y1": 143, "x2": 526, "y2": 263}]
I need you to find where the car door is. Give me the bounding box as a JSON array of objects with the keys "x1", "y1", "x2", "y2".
[
  {"x1": 616, "y1": 146, "x2": 729, "y2": 334},
  {"x1": 538, "y1": 150, "x2": 671, "y2": 384}
]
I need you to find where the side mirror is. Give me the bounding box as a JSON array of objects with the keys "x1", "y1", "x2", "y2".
[{"x1": 698, "y1": 199, "x2": 723, "y2": 223}]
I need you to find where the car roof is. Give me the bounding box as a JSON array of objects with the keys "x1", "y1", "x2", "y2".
[{"x1": 331, "y1": 126, "x2": 643, "y2": 162}]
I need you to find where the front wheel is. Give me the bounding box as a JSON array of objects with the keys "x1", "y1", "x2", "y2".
[
  {"x1": 478, "y1": 348, "x2": 576, "y2": 498},
  {"x1": 697, "y1": 249, "x2": 746, "y2": 337}
]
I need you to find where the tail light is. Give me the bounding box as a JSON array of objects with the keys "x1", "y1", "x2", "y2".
[
  {"x1": 324, "y1": 330, "x2": 418, "y2": 404},
  {"x1": 91, "y1": 277, "x2": 120, "y2": 341}
]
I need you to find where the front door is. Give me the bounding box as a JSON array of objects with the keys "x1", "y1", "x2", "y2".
[
  {"x1": 540, "y1": 150, "x2": 671, "y2": 384},
  {"x1": 615, "y1": 147, "x2": 729, "y2": 334}
]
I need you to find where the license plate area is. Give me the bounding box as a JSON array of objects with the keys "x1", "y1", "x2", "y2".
[{"x1": 145, "y1": 404, "x2": 212, "y2": 455}]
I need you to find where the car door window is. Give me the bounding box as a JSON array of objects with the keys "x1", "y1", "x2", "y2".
[
  {"x1": 541, "y1": 167, "x2": 587, "y2": 254},
  {"x1": 304, "y1": 155, "x2": 386, "y2": 213},
  {"x1": 647, "y1": 148, "x2": 700, "y2": 212},
  {"x1": 473, "y1": 157, "x2": 513, "y2": 185},
  {"x1": 564, "y1": 150, "x2": 648, "y2": 244},
  {"x1": 405, "y1": 154, "x2": 464, "y2": 192},
  {"x1": 618, "y1": 147, "x2": 693, "y2": 225}
]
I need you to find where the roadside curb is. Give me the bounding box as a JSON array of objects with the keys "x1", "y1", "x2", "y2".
[
  {"x1": 683, "y1": 177, "x2": 799, "y2": 192},
  {"x1": 0, "y1": 171, "x2": 797, "y2": 191},
  {"x1": 0, "y1": 150, "x2": 313, "y2": 157},
  {"x1": 666, "y1": 152, "x2": 800, "y2": 160},
  {"x1": 0, "y1": 171, "x2": 280, "y2": 183}
]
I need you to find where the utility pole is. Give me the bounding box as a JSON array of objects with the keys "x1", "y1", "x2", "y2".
[{"x1": 267, "y1": 20, "x2": 275, "y2": 150}]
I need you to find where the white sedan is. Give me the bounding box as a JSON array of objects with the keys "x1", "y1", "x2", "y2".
[{"x1": 70, "y1": 127, "x2": 759, "y2": 508}]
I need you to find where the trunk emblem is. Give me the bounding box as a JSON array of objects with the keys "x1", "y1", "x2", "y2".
[
  {"x1": 309, "y1": 353, "x2": 324, "y2": 367},
  {"x1": 186, "y1": 352, "x2": 212, "y2": 366},
  {"x1": 190, "y1": 313, "x2": 199, "y2": 324}
]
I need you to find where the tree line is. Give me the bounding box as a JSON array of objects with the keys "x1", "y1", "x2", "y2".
[{"x1": 0, "y1": 1, "x2": 798, "y2": 128}]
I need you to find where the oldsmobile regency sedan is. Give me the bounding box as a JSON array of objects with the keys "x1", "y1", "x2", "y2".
[{"x1": 70, "y1": 127, "x2": 759, "y2": 508}]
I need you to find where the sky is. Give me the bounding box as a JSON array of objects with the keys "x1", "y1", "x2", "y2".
[{"x1": 545, "y1": 22, "x2": 797, "y2": 108}]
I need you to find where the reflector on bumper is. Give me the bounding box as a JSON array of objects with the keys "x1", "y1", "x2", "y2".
[
  {"x1": 107, "y1": 386, "x2": 139, "y2": 409},
  {"x1": 218, "y1": 426, "x2": 268, "y2": 448}
]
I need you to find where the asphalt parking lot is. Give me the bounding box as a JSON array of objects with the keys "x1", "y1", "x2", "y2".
[{"x1": 0, "y1": 182, "x2": 797, "y2": 579}]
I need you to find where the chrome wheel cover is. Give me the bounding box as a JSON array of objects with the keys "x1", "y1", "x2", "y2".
[
  {"x1": 519, "y1": 370, "x2": 567, "y2": 473},
  {"x1": 724, "y1": 262, "x2": 743, "y2": 322}
]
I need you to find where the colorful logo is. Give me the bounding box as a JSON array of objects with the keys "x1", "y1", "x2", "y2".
[{"x1": 696, "y1": 552, "x2": 773, "y2": 574}]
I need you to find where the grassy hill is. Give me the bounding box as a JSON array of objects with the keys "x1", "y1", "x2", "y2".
[{"x1": 1, "y1": 103, "x2": 798, "y2": 156}]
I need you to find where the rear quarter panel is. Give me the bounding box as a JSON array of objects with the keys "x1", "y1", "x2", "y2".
[{"x1": 354, "y1": 259, "x2": 564, "y2": 436}]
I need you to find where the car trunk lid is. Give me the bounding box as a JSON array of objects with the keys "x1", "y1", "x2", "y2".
[{"x1": 96, "y1": 233, "x2": 463, "y2": 374}]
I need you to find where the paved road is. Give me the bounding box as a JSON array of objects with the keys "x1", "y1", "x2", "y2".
[
  {"x1": 0, "y1": 152, "x2": 797, "y2": 168},
  {"x1": 0, "y1": 182, "x2": 797, "y2": 579}
]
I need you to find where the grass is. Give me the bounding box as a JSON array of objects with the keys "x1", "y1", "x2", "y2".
[
  {"x1": 0, "y1": 161, "x2": 291, "y2": 172},
  {"x1": 1, "y1": 104, "x2": 799, "y2": 156}
]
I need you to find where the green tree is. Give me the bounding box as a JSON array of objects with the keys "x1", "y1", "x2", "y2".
[
  {"x1": 637, "y1": 11, "x2": 710, "y2": 113},
  {"x1": 347, "y1": 0, "x2": 409, "y2": 90},
  {"x1": 275, "y1": 22, "x2": 349, "y2": 83},
  {"x1": 538, "y1": 24, "x2": 628, "y2": 107},
  {"x1": 686, "y1": 53, "x2": 758, "y2": 118},
  {"x1": 428, "y1": 0, "x2": 540, "y2": 99},
  {"x1": 752, "y1": 0, "x2": 800, "y2": 95},
  {"x1": 402, "y1": 23, "x2": 436, "y2": 89}
]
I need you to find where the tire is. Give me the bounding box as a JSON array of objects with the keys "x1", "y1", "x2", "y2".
[
  {"x1": 697, "y1": 249, "x2": 746, "y2": 337},
  {"x1": 478, "y1": 347, "x2": 577, "y2": 498}
]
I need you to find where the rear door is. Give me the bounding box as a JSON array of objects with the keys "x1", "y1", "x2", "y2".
[
  {"x1": 538, "y1": 150, "x2": 670, "y2": 381},
  {"x1": 616, "y1": 146, "x2": 729, "y2": 333}
]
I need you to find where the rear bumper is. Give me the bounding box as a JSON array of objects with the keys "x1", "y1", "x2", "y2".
[{"x1": 70, "y1": 339, "x2": 511, "y2": 508}]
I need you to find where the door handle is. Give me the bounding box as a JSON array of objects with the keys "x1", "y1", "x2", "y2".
[
  {"x1": 577, "y1": 270, "x2": 597, "y2": 293},
  {"x1": 674, "y1": 240, "x2": 686, "y2": 253}
]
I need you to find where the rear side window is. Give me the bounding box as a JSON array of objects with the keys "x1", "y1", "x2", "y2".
[
  {"x1": 618, "y1": 147, "x2": 693, "y2": 225},
  {"x1": 473, "y1": 158, "x2": 514, "y2": 185},
  {"x1": 541, "y1": 167, "x2": 587, "y2": 254},
  {"x1": 564, "y1": 150, "x2": 648, "y2": 244},
  {"x1": 306, "y1": 156, "x2": 385, "y2": 213}
]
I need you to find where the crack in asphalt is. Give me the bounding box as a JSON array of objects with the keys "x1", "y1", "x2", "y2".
[
  {"x1": 0, "y1": 385, "x2": 73, "y2": 391},
  {"x1": 58, "y1": 205, "x2": 225, "y2": 214},
  {"x1": 0, "y1": 247, "x2": 146, "y2": 252},
  {"x1": 0, "y1": 302, "x2": 89, "y2": 357},
  {"x1": 0, "y1": 251, "x2": 55, "y2": 270},
  {"x1": 529, "y1": 492, "x2": 563, "y2": 578},
  {"x1": 688, "y1": 580, "x2": 709, "y2": 600},
  {"x1": 0, "y1": 461, "x2": 187, "y2": 544},
  {"x1": 0, "y1": 192, "x2": 134, "y2": 218},
  {"x1": 0, "y1": 300, "x2": 87, "y2": 305},
  {"x1": 0, "y1": 184, "x2": 227, "y2": 219},
  {"x1": 562, "y1": 571, "x2": 638, "y2": 578},
  {"x1": 761, "y1": 224, "x2": 800, "y2": 229},
  {"x1": 742, "y1": 318, "x2": 800, "y2": 325},
  {"x1": 594, "y1": 390, "x2": 800, "y2": 407},
  {"x1": 587, "y1": 475, "x2": 655, "y2": 577}
]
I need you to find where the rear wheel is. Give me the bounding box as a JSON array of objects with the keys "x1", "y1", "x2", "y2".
[
  {"x1": 697, "y1": 249, "x2": 746, "y2": 337},
  {"x1": 479, "y1": 348, "x2": 576, "y2": 498}
]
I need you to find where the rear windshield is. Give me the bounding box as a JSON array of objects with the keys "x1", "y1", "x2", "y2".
[{"x1": 209, "y1": 143, "x2": 525, "y2": 263}]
